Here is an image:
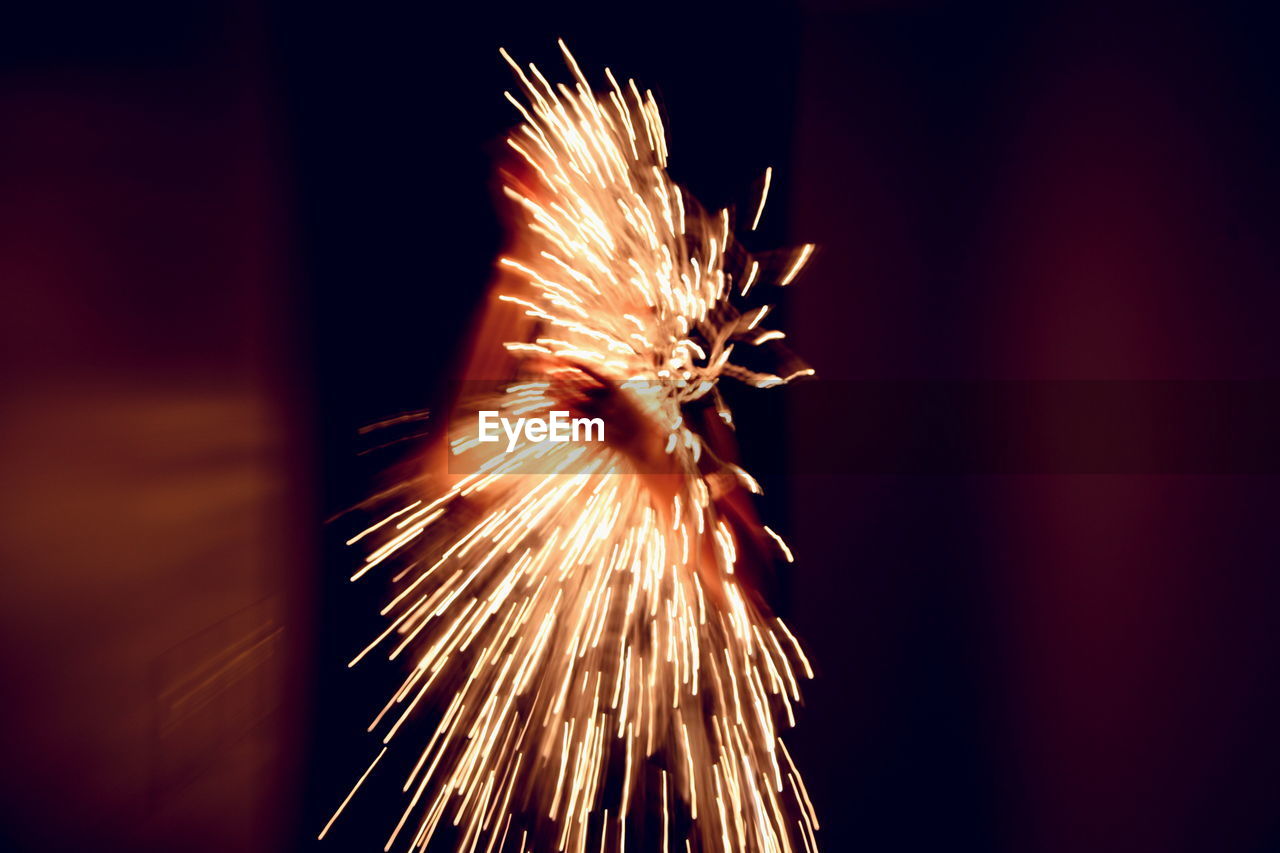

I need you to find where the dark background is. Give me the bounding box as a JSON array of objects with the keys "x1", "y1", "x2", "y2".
[{"x1": 2, "y1": 1, "x2": 1279, "y2": 851}]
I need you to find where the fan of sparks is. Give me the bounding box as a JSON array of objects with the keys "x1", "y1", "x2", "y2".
[{"x1": 323, "y1": 41, "x2": 819, "y2": 853}]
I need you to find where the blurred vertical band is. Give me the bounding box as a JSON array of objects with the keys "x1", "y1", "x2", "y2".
[{"x1": 0, "y1": 3, "x2": 311, "y2": 851}]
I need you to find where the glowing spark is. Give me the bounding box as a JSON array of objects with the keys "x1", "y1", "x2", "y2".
[
  {"x1": 740, "y1": 260, "x2": 761, "y2": 297},
  {"x1": 332, "y1": 42, "x2": 818, "y2": 853},
  {"x1": 750, "y1": 167, "x2": 772, "y2": 231},
  {"x1": 763, "y1": 526, "x2": 794, "y2": 563},
  {"x1": 778, "y1": 244, "x2": 814, "y2": 287},
  {"x1": 319, "y1": 746, "x2": 388, "y2": 840}
]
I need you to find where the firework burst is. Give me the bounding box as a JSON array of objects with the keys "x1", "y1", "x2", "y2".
[{"x1": 323, "y1": 41, "x2": 818, "y2": 853}]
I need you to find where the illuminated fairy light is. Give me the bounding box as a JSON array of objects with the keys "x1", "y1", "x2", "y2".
[{"x1": 325, "y1": 40, "x2": 818, "y2": 853}]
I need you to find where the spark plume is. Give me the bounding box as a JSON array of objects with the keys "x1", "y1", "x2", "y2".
[{"x1": 327, "y1": 42, "x2": 818, "y2": 853}]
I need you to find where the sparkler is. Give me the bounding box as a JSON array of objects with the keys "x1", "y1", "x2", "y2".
[{"x1": 325, "y1": 42, "x2": 818, "y2": 853}]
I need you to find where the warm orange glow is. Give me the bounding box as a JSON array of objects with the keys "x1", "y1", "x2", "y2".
[{"x1": 327, "y1": 41, "x2": 818, "y2": 853}]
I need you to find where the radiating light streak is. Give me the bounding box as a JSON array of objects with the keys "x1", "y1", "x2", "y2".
[
  {"x1": 319, "y1": 746, "x2": 389, "y2": 840},
  {"x1": 777, "y1": 244, "x2": 814, "y2": 287},
  {"x1": 762, "y1": 526, "x2": 794, "y2": 564},
  {"x1": 750, "y1": 167, "x2": 773, "y2": 232}
]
